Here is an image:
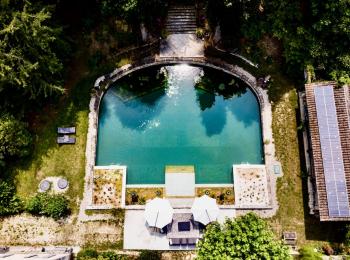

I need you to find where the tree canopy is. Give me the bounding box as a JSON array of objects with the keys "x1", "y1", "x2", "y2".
[
  {"x1": 197, "y1": 213, "x2": 290, "y2": 260},
  {"x1": 207, "y1": 0, "x2": 350, "y2": 84},
  {"x1": 0, "y1": 113, "x2": 32, "y2": 167},
  {"x1": 0, "y1": 1, "x2": 64, "y2": 106}
]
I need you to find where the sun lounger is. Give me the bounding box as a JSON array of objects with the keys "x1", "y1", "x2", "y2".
[
  {"x1": 169, "y1": 238, "x2": 181, "y2": 245},
  {"x1": 187, "y1": 238, "x2": 198, "y2": 245},
  {"x1": 57, "y1": 135, "x2": 75, "y2": 144},
  {"x1": 57, "y1": 127, "x2": 76, "y2": 134}
]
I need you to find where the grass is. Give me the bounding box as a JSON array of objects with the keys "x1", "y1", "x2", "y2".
[
  {"x1": 266, "y1": 65, "x2": 346, "y2": 247},
  {"x1": 5, "y1": 47, "x2": 111, "y2": 213}
]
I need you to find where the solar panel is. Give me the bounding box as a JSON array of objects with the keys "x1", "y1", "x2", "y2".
[{"x1": 314, "y1": 85, "x2": 350, "y2": 217}]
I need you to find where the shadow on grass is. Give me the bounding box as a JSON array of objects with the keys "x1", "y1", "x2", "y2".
[{"x1": 4, "y1": 65, "x2": 114, "y2": 213}]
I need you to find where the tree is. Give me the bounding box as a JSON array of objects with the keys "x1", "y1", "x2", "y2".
[
  {"x1": 0, "y1": 2, "x2": 64, "y2": 101},
  {"x1": 99, "y1": 0, "x2": 168, "y2": 32},
  {"x1": 0, "y1": 180, "x2": 23, "y2": 216},
  {"x1": 197, "y1": 213, "x2": 290, "y2": 259},
  {"x1": 0, "y1": 113, "x2": 32, "y2": 167},
  {"x1": 26, "y1": 192, "x2": 69, "y2": 220}
]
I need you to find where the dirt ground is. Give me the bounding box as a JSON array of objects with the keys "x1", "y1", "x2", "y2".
[{"x1": 0, "y1": 213, "x2": 123, "y2": 247}]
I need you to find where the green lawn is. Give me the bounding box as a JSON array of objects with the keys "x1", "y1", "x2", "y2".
[
  {"x1": 5, "y1": 48, "x2": 101, "y2": 213},
  {"x1": 267, "y1": 67, "x2": 345, "y2": 247}
]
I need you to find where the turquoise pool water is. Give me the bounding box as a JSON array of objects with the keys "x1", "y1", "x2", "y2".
[{"x1": 96, "y1": 65, "x2": 263, "y2": 184}]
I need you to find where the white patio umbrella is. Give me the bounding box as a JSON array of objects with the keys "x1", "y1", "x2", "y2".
[
  {"x1": 144, "y1": 198, "x2": 174, "y2": 229},
  {"x1": 191, "y1": 195, "x2": 219, "y2": 225}
]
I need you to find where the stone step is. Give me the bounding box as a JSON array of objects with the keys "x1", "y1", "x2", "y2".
[
  {"x1": 166, "y1": 21, "x2": 196, "y2": 26},
  {"x1": 166, "y1": 31, "x2": 196, "y2": 34},
  {"x1": 167, "y1": 5, "x2": 196, "y2": 35},
  {"x1": 168, "y1": 6, "x2": 195, "y2": 10},
  {"x1": 168, "y1": 9, "x2": 195, "y2": 12},
  {"x1": 168, "y1": 11, "x2": 195, "y2": 15},
  {"x1": 166, "y1": 26, "x2": 197, "y2": 31},
  {"x1": 167, "y1": 16, "x2": 196, "y2": 20},
  {"x1": 167, "y1": 27, "x2": 197, "y2": 31}
]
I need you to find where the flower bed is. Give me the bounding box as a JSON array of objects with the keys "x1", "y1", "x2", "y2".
[
  {"x1": 93, "y1": 168, "x2": 124, "y2": 207},
  {"x1": 196, "y1": 187, "x2": 235, "y2": 205},
  {"x1": 125, "y1": 187, "x2": 164, "y2": 205}
]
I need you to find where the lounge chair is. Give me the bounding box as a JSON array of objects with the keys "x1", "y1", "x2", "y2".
[
  {"x1": 180, "y1": 238, "x2": 187, "y2": 245},
  {"x1": 187, "y1": 238, "x2": 198, "y2": 245},
  {"x1": 169, "y1": 238, "x2": 181, "y2": 245},
  {"x1": 57, "y1": 127, "x2": 76, "y2": 134},
  {"x1": 57, "y1": 135, "x2": 75, "y2": 144}
]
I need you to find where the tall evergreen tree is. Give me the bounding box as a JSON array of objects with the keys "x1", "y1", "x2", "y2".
[{"x1": 0, "y1": 2, "x2": 64, "y2": 101}]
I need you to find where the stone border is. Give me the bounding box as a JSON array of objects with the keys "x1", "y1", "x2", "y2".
[{"x1": 80, "y1": 56, "x2": 281, "y2": 220}]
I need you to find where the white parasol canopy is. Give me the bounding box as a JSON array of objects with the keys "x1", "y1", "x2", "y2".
[
  {"x1": 191, "y1": 195, "x2": 219, "y2": 225},
  {"x1": 144, "y1": 198, "x2": 174, "y2": 229}
]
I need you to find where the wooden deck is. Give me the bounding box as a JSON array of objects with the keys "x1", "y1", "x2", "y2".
[{"x1": 165, "y1": 165, "x2": 195, "y2": 174}]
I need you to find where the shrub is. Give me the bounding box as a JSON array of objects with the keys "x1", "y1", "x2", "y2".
[
  {"x1": 299, "y1": 246, "x2": 322, "y2": 260},
  {"x1": 77, "y1": 249, "x2": 131, "y2": 260},
  {"x1": 196, "y1": 28, "x2": 205, "y2": 39},
  {"x1": 345, "y1": 224, "x2": 350, "y2": 247},
  {"x1": 0, "y1": 181, "x2": 23, "y2": 216},
  {"x1": 77, "y1": 248, "x2": 98, "y2": 260},
  {"x1": 138, "y1": 250, "x2": 161, "y2": 260},
  {"x1": 0, "y1": 114, "x2": 32, "y2": 167},
  {"x1": 26, "y1": 193, "x2": 69, "y2": 220},
  {"x1": 322, "y1": 244, "x2": 334, "y2": 256}
]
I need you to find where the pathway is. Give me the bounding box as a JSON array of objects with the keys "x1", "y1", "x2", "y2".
[{"x1": 160, "y1": 4, "x2": 204, "y2": 58}]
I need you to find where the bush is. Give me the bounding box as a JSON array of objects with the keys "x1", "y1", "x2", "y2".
[
  {"x1": 0, "y1": 181, "x2": 23, "y2": 216},
  {"x1": 299, "y1": 246, "x2": 322, "y2": 260},
  {"x1": 77, "y1": 249, "x2": 131, "y2": 260},
  {"x1": 26, "y1": 193, "x2": 69, "y2": 220},
  {"x1": 322, "y1": 244, "x2": 334, "y2": 256},
  {"x1": 0, "y1": 114, "x2": 32, "y2": 167},
  {"x1": 345, "y1": 224, "x2": 350, "y2": 247},
  {"x1": 138, "y1": 250, "x2": 161, "y2": 260},
  {"x1": 77, "y1": 248, "x2": 98, "y2": 260}
]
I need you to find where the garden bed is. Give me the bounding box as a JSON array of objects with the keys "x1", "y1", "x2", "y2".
[
  {"x1": 125, "y1": 187, "x2": 164, "y2": 205},
  {"x1": 196, "y1": 187, "x2": 234, "y2": 205},
  {"x1": 93, "y1": 167, "x2": 125, "y2": 208}
]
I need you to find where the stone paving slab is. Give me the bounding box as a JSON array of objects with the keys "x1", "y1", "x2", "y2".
[
  {"x1": 124, "y1": 208, "x2": 236, "y2": 250},
  {"x1": 160, "y1": 34, "x2": 204, "y2": 57}
]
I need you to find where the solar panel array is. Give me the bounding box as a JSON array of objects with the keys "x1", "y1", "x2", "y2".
[{"x1": 314, "y1": 85, "x2": 350, "y2": 217}]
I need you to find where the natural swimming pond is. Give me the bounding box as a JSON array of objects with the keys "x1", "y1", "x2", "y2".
[{"x1": 96, "y1": 64, "x2": 263, "y2": 184}]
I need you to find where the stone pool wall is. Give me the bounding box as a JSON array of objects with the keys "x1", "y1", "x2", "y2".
[{"x1": 81, "y1": 56, "x2": 281, "y2": 219}]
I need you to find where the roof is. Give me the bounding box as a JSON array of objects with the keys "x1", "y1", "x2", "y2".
[{"x1": 305, "y1": 82, "x2": 350, "y2": 221}]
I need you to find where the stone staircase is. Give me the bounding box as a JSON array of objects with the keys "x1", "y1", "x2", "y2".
[{"x1": 166, "y1": 5, "x2": 197, "y2": 34}]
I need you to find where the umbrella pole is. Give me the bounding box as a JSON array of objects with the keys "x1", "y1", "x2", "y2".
[
  {"x1": 205, "y1": 209, "x2": 211, "y2": 223},
  {"x1": 154, "y1": 211, "x2": 159, "y2": 227}
]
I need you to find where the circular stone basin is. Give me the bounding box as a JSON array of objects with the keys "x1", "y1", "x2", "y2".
[
  {"x1": 57, "y1": 178, "x2": 68, "y2": 189},
  {"x1": 39, "y1": 180, "x2": 51, "y2": 192}
]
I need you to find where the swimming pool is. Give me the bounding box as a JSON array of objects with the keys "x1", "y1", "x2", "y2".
[{"x1": 96, "y1": 64, "x2": 263, "y2": 184}]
